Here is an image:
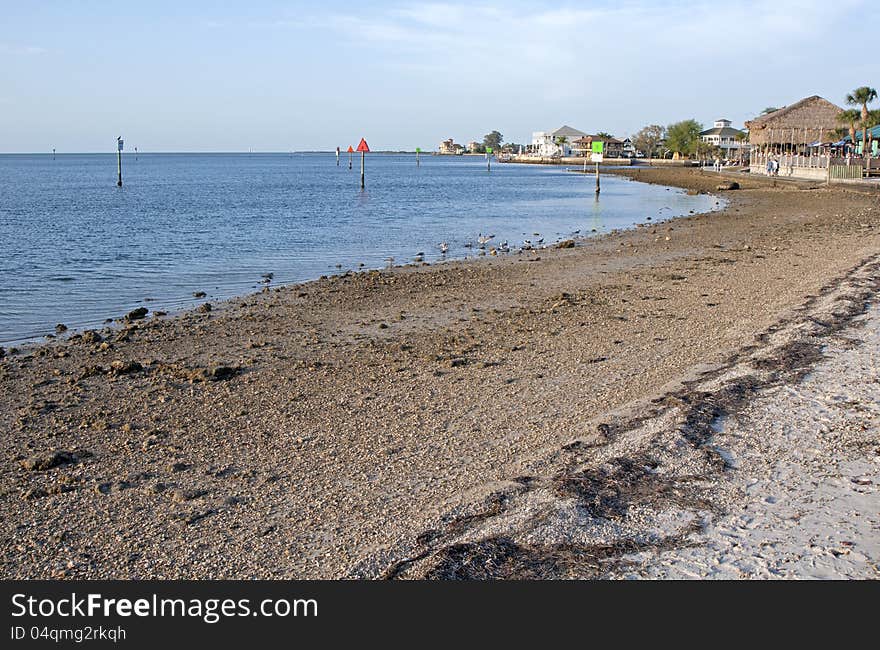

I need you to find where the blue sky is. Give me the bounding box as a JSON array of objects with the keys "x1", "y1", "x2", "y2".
[{"x1": 1, "y1": 0, "x2": 877, "y2": 152}]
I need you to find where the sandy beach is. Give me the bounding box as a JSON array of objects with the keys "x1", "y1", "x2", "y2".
[{"x1": 1, "y1": 167, "x2": 878, "y2": 579}]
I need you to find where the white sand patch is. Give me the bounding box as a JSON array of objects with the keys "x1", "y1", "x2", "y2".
[{"x1": 630, "y1": 304, "x2": 880, "y2": 579}]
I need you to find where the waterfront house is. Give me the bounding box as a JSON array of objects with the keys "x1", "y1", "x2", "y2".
[
  {"x1": 571, "y1": 134, "x2": 625, "y2": 158},
  {"x1": 531, "y1": 125, "x2": 588, "y2": 156},
  {"x1": 744, "y1": 96, "x2": 843, "y2": 151},
  {"x1": 699, "y1": 119, "x2": 747, "y2": 158},
  {"x1": 570, "y1": 137, "x2": 591, "y2": 156},
  {"x1": 467, "y1": 141, "x2": 481, "y2": 153},
  {"x1": 439, "y1": 138, "x2": 464, "y2": 155}
]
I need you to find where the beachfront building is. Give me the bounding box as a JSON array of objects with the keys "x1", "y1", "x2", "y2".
[
  {"x1": 467, "y1": 141, "x2": 481, "y2": 153},
  {"x1": 438, "y1": 138, "x2": 465, "y2": 155},
  {"x1": 849, "y1": 124, "x2": 880, "y2": 157},
  {"x1": 570, "y1": 137, "x2": 591, "y2": 156},
  {"x1": 599, "y1": 136, "x2": 624, "y2": 158},
  {"x1": 571, "y1": 134, "x2": 625, "y2": 157},
  {"x1": 745, "y1": 95, "x2": 855, "y2": 180},
  {"x1": 699, "y1": 119, "x2": 747, "y2": 159},
  {"x1": 530, "y1": 125, "x2": 587, "y2": 156},
  {"x1": 744, "y1": 96, "x2": 843, "y2": 151}
]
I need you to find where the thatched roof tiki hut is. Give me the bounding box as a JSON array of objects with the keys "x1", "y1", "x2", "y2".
[{"x1": 745, "y1": 95, "x2": 844, "y2": 152}]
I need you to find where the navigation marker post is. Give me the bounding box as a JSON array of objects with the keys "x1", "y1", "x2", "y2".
[
  {"x1": 347, "y1": 145, "x2": 353, "y2": 170},
  {"x1": 336, "y1": 146, "x2": 340, "y2": 167},
  {"x1": 356, "y1": 138, "x2": 370, "y2": 188},
  {"x1": 416, "y1": 147, "x2": 421, "y2": 167},
  {"x1": 116, "y1": 137, "x2": 124, "y2": 187},
  {"x1": 591, "y1": 141, "x2": 604, "y2": 195},
  {"x1": 486, "y1": 147, "x2": 493, "y2": 172},
  {"x1": 52, "y1": 148, "x2": 55, "y2": 160}
]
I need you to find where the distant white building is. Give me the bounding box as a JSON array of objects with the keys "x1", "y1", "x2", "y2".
[
  {"x1": 530, "y1": 125, "x2": 587, "y2": 156},
  {"x1": 700, "y1": 119, "x2": 747, "y2": 158}
]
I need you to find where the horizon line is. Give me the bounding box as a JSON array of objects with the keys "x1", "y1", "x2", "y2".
[{"x1": 0, "y1": 150, "x2": 431, "y2": 155}]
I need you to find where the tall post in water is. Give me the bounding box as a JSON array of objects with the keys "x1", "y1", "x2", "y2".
[
  {"x1": 416, "y1": 147, "x2": 421, "y2": 167},
  {"x1": 347, "y1": 145, "x2": 353, "y2": 170},
  {"x1": 116, "y1": 136, "x2": 123, "y2": 187},
  {"x1": 52, "y1": 148, "x2": 56, "y2": 160},
  {"x1": 591, "y1": 140, "x2": 603, "y2": 195},
  {"x1": 336, "y1": 146, "x2": 340, "y2": 167},
  {"x1": 486, "y1": 147, "x2": 492, "y2": 172},
  {"x1": 356, "y1": 138, "x2": 370, "y2": 189}
]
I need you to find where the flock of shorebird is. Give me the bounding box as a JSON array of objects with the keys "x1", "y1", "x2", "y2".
[
  {"x1": 372, "y1": 229, "x2": 587, "y2": 269},
  {"x1": 329, "y1": 204, "x2": 688, "y2": 273},
  {"x1": 437, "y1": 230, "x2": 568, "y2": 257},
  {"x1": 341, "y1": 213, "x2": 682, "y2": 270},
  {"x1": 341, "y1": 223, "x2": 615, "y2": 272}
]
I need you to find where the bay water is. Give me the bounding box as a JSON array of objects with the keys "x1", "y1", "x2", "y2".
[{"x1": 0, "y1": 153, "x2": 719, "y2": 343}]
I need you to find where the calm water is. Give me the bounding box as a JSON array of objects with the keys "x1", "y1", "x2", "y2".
[{"x1": 0, "y1": 153, "x2": 719, "y2": 344}]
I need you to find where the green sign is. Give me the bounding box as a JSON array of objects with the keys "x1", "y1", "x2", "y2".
[
  {"x1": 486, "y1": 147, "x2": 493, "y2": 154},
  {"x1": 416, "y1": 147, "x2": 421, "y2": 153},
  {"x1": 591, "y1": 141, "x2": 604, "y2": 153}
]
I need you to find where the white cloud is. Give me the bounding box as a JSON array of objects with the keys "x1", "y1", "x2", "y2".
[
  {"x1": 193, "y1": 0, "x2": 877, "y2": 144},
  {"x1": 310, "y1": 2, "x2": 870, "y2": 94}
]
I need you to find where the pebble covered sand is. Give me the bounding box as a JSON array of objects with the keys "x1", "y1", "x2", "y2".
[{"x1": 1, "y1": 168, "x2": 878, "y2": 579}]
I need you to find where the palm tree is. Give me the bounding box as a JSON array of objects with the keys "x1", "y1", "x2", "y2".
[
  {"x1": 837, "y1": 109, "x2": 862, "y2": 154},
  {"x1": 846, "y1": 86, "x2": 877, "y2": 165},
  {"x1": 694, "y1": 140, "x2": 718, "y2": 166},
  {"x1": 554, "y1": 136, "x2": 568, "y2": 157},
  {"x1": 734, "y1": 131, "x2": 748, "y2": 165}
]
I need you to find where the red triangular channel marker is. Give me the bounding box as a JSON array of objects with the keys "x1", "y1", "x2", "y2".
[
  {"x1": 356, "y1": 138, "x2": 370, "y2": 153},
  {"x1": 347, "y1": 145, "x2": 354, "y2": 153}
]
